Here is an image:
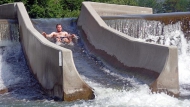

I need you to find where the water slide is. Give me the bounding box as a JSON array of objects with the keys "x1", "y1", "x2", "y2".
[
  {"x1": 0, "y1": 3, "x2": 94, "y2": 101},
  {"x1": 0, "y1": 1, "x2": 180, "y2": 102},
  {"x1": 77, "y1": 2, "x2": 179, "y2": 97}
]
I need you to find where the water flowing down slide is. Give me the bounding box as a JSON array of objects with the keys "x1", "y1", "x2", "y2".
[
  {"x1": 0, "y1": 2, "x2": 94, "y2": 101},
  {"x1": 77, "y1": 2, "x2": 179, "y2": 97},
  {"x1": 0, "y1": 1, "x2": 189, "y2": 106}
]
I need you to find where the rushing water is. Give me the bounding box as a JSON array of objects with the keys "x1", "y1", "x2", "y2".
[
  {"x1": 104, "y1": 19, "x2": 190, "y2": 85},
  {"x1": 0, "y1": 18, "x2": 190, "y2": 106}
]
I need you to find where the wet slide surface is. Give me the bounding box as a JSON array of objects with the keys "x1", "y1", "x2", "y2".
[{"x1": 0, "y1": 18, "x2": 190, "y2": 106}]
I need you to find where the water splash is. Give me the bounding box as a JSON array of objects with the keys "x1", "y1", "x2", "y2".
[
  {"x1": 104, "y1": 19, "x2": 190, "y2": 85},
  {"x1": 0, "y1": 41, "x2": 50, "y2": 102},
  {"x1": 12, "y1": 18, "x2": 189, "y2": 106},
  {"x1": 0, "y1": 20, "x2": 19, "y2": 43}
]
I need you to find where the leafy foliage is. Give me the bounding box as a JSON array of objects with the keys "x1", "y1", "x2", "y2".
[
  {"x1": 162, "y1": 0, "x2": 190, "y2": 12},
  {"x1": 0, "y1": 0, "x2": 190, "y2": 18}
]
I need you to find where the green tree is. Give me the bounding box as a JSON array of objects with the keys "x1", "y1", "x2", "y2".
[
  {"x1": 61, "y1": 0, "x2": 83, "y2": 17},
  {"x1": 176, "y1": 0, "x2": 189, "y2": 12},
  {"x1": 109, "y1": 0, "x2": 138, "y2": 5},
  {"x1": 91, "y1": 0, "x2": 138, "y2": 5},
  {"x1": 46, "y1": 0, "x2": 63, "y2": 18},
  {"x1": 0, "y1": 0, "x2": 14, "y2": 4},
  {"x1": 138, "y1": 0, "x2": 162, "y2": 13},
  {"x1": 28, "y1": 0, "x2": 64, "y2": 18},
  {"x1": 29, "y1": 3, "x2": 45, "y2": 18},
  {"x1": 162, "y1": 0, "x2": 189, "y2": 12},
  {"x1": 1, "y1": 0, "x2": 190, "y2": 18}
]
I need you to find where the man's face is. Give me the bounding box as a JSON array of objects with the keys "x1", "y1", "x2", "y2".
[{"x1": 56, "y1": 25, "x2": 62, "y2": 32}]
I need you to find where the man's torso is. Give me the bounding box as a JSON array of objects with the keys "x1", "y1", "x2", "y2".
[{"x1": 53, "y1": 31, "x2": 68, "y2": 38}]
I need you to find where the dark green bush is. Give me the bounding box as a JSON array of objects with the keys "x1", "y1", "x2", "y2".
[{"x1": 0, "y1": 0, "x2": 190, "y2": 18}]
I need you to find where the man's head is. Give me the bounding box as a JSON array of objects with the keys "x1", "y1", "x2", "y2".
[{"x1": 56, "y1": 24, "x2": 62, "y2": 32}]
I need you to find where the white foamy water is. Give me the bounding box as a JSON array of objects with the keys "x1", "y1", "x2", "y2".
[
  {"x1": 0, "y1": 41, "x2": 51, "y2": 106},
  {"x1": 0, "y1": 42, "x2": 22, "y2": 90},
  {"x1": 105, "y1": 19, "x2": 190, "y2": 85},
  {"x1": 143, "y1": 22, "x2": 190, "y2": 85},
  {"x1": 94, "y1": 19, "x2": 190, "y2": 106},
  {"x1": 71, "y1": 42, "x2": 190, "y2": 107},
  {"x1": 66, "y1": 76, "x2": 190, "y2": 107},
  {"x1": 15, "y1": 18, "x2": 190, "y2": 107}
]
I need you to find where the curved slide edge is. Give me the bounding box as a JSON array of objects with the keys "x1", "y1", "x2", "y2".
[
  {"x1": 77, "y1": 2, "x2": 179, "y2": 96},
  {"x1": 0, "y1": 2, "x2": 94, "y2": 101}
]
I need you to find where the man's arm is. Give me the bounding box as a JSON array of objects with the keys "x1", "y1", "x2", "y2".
[{"x1": 42, "y1": 32, "x2": 55, "y2": 38}]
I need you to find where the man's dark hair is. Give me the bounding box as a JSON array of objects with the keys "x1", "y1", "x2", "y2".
[{"x1": 56, "y1": 24, "x2": 62, "y2": 28}]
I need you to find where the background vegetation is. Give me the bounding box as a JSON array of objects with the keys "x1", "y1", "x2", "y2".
[{"x1": 0, "y1": 0, "x2": 190, "y2": 18}]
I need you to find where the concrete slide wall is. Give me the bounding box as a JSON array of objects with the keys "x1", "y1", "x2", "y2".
[
  {"x1": 77, "y1": 2, "x2": 179, "y2": 96},
  {"x1": 90, "y1": 2, "x2": 152, "y2": 16},
  {"x1": 0, "y1": 3, "x2": 94, "y2": 101}
]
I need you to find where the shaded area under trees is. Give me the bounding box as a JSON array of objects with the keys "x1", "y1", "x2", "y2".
[{"x1": 0, "y1": 0, "x2": 190, "y2": 18}]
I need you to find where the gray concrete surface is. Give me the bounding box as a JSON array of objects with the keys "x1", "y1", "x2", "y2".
[
  {"x1": 77, "y1": 2, "x2": 179, "y2": 97},
  {"x1": 0, "y1": 2, "x2": 94, "y2": 101},
  {"x1": 0, "y1": 3, "x2": 16, "y2": 19},
  {"x1": 90, "y1": 2, "x2": 152, "y2": 16}
]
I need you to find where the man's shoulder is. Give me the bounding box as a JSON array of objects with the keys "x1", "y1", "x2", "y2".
[{"x1": 50, "y1": 32, "x2": 57, "y2": 34}]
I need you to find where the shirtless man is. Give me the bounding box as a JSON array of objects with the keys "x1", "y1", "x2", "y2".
[{"x1": 42, "y1": 24, "x2": 75, "y2": 44}]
